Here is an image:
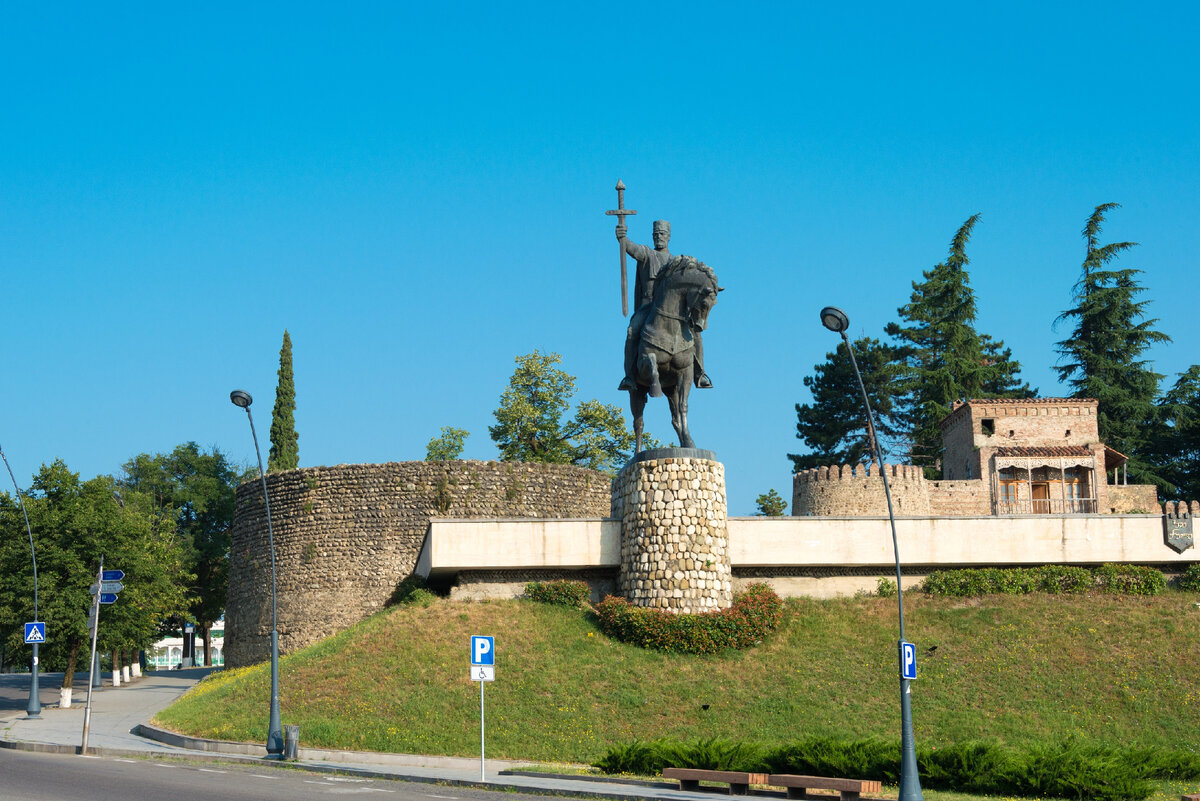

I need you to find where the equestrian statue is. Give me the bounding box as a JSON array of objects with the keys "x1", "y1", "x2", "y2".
[{"x1": 607, "y1": 183, "x2": 721, "y2": 453}]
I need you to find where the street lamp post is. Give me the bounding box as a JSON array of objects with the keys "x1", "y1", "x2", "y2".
[
  {"x1": 1, "y1": 445, "x2": 41, "y2": 719},
  {"x1": 819, "y1": 306, "x2": 923, "y2": 801},
  {"x1": 229, "y1": 390, "x2": 284, "y2": 756}
]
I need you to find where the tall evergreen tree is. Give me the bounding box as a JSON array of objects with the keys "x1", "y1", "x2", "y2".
[
  {"x1": 886, "y1": 215, "x2": 1033, "y2": 472},
  {"x1": 1055, "y1": 203, "x2": 1170, "y2": 485},
  {"x1": 1146, "y1": 366, "x2": 1200, "y2": 501},
  {"x1": 788, "y1": 336, "x2": 900, "y2": 472},
  {"x1": 269, "y1": 330, "x2": 299, "y2": 471}
]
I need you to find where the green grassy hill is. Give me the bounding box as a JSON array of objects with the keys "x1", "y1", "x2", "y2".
[{"x1": 156, "y1": 592, "x2": 1200, "y2": 766}]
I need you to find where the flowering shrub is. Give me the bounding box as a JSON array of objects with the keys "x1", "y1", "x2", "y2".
[
  {"x1": 593, "y1": 583, "x2": 783, "y2": 654},
  {"x1": 525, "y1": 579, "x2": 590, "y2": 607}
]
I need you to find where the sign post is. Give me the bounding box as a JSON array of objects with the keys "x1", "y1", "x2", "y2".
[
  {"x1": 82, "y1": 561, "x2": 120, "y2": 754},
  {"x1": 470, "y1": 635, "x2": 494, "y2": 782}
]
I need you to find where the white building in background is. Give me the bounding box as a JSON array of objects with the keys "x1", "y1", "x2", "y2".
[{"x1": 147, "y1": 623, "x2": 224, "y2": 669}]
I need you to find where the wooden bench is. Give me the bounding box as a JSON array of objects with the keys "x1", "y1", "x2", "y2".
[
  {"x1": 767, "y1": 773, "x2": 882, "y2": 800},
  {"x1": 662, "y1": 768, "x2": 769, "y2": 795}
]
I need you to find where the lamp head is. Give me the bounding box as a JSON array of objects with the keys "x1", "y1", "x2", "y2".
[
  {"x1": 230, "y1": 390, "x2": 253, "y2": 409},
  {"x1": 820, "y1": 306, "x2": 850, "y2": 334}
]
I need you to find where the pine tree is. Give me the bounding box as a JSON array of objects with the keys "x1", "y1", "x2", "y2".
[
  {"x1": 1055, "y1": 203, "x2": 1170, "y2": 485},
  {"x1": 268, "y1": 330, "x2": 299, "y2": 471},
  {"x1": 1147, "y1": 366, "x2": 1200, "y2": 500},
  {"x1": 886, "y1": 215, "x2": 1033, "y2": 473},
  {"x1": 788, "y1": 336, "x2": 900, "y2": 472}
]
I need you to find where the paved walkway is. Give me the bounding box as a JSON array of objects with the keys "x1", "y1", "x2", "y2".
[{"x1": 0, "y1": 669, "x2": 743, "y2": 801}]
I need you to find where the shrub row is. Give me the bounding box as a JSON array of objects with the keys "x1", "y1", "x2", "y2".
[
  {"x1": 922, "y1": 564, "x2": 1167, "y2": 597},
  {"x1": 593, "y1": 736, "x2": 1200, "y2": 801},
  {"x1": 525, "y1": 579, "x2": 590, "y2": 607},
  {"x1": 593, "y1": 583, "x2": 783, "y2": 654}
]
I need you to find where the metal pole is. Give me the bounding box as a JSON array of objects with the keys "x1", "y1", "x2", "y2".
[
  {"x1": 232, "y1": 392, "x2": 284, "y2": 755},
  {"x1": 820, "y1": 308, "x2": 923, "y2": 801},
  {"x1": 82, "y1": 559, "x2": 103, "y2": 754},
  {"x1": 2, "y1": 446, "x2": 41, "y2": 720},
  {"x1": 475, "y1": 676, "x2": 480, "y2": 781}
]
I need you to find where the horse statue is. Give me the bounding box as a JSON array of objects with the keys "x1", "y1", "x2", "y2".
[{"x1": 626, "y1": 255, "x2": 721, "y2": 452}]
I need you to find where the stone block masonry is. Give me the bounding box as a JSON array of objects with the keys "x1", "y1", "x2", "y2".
[
  {"x1": 225, "y1": 460, "x2": 611, "y2": 667},
  {"x1": 613, "y1": 452, "x2": 732, "y2": 612}
]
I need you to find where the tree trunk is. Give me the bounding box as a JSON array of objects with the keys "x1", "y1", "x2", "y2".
[
  {"x1": 200, "y1": 623, "x2": 211, "y2": 667},
  {"x1": 61, "y1": 638, "x2": 81, "y2": 690}
]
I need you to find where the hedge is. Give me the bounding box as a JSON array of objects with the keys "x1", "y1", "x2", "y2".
[
  {"x1": 593, "y1": 583, "x2": 783, "y2": 654},
  {"x1": 525, "y1": 579, "x2": 590, "y2": 607},
  {"x1": 922, "y1": 564, "x2": 1165, "y2": 597}
]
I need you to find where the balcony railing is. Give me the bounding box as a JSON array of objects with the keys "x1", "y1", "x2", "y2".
[{"x1": 996, "y1": 498, "x2": 1097, "y2": 515}]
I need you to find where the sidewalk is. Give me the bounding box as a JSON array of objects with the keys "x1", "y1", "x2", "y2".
[{"x1": 0, "y1": 668, "x2": 730, "y2": 801}]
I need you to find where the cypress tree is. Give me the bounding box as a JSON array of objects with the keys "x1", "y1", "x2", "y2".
[
  {"x1": 886, "y1": 215, "x2": 1033, "y2": 473},
  {"x1": 268, "y1": 330, "x2": 299, "y2": 471},
  {"x1": 1055, "y1": 203, "x2": 1170, "y2": 485}
]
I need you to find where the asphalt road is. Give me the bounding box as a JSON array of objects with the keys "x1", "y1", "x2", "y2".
[
  {"x1": 0, "y1": 749, "x2": 570, "y2": 801},
  {"x1": 0, "y1": 672, "x2": 91, "y2": 718}
]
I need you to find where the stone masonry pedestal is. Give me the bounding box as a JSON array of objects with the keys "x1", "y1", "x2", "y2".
[{"x1": 612, "y1": 448, "x2": 732, "y2": 612}]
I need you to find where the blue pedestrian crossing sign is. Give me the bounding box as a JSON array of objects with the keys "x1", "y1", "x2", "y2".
[
  {"x1": 899, "y1": 641, "x2": 917, "y2": 680},
  {"x1": 471, "y1": 635, "x2": 494, "y2": 666},
  {"x1": 24, "y1": 622, "x2": 46, "y2": 644}
]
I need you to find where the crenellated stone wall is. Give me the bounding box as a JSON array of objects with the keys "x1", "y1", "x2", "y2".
[
  {"x1": 612, "y1": 451, "x2": 732, "y2": 612},
  {"x1": 792, "y1": 463, "x2": 932, "y2": 516},
  {"x1": 225, "y1": 460, "x2": 610, "y2": 667}
]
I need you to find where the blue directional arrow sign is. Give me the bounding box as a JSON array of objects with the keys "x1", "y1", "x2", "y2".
[
  {"x1": 99, "y1": 593, "x2": 119, "y2": 605},
  {"x1": 101, "y1": 569, "x2": 124, "y2": 582},
  {"x1": 24, "y1": 622, "x2": 46, "y2": 644}
]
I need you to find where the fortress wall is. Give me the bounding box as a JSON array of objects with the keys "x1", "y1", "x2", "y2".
[
  {"x1": 225, "y1": 460, "x2": 610, "y2": 667},
  {"x1": 1108, "y1": 484, "x2": 1162, "y2": 514},
  {"x1": 791, "y1": 463, "x2": 932, "y2": 517},
  {"x1": 926, "y1": 479, "x2": 993, "y2": 516}
]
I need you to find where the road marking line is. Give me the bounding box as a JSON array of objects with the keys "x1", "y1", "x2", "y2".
[
  {"x1": 115, "y1": 758, "x2": 137, "y2": 763},
  {"x1": 197, "y1": 768, "x2": 227, "y2": 773},
  {"x1": 250, "y1": 774, "x2": 278, "y2": 779}
]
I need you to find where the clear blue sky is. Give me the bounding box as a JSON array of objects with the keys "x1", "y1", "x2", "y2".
[{"x1": 2, "y1": 3, "x2": 1197, "y2": 514}]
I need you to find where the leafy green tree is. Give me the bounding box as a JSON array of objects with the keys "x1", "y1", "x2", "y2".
[
  {"x1": 120, "y1": 443, "x2": 241, "y2": 666},
  {"x1": 269, "y1": 329, "x2": 299, "y2": 471},
  {"x1": 425, "y1": 427, "x2": 470, "y2": 461},
  {"x1": 755, "y1": 489, "x2": 787, "y2": 516},
  {"x1": 1055, "y1": 203, "x2": 1171, "y2": 486},
  {"x1": 1145, "y1": 366, "x2": 1200, "y2": 501},
  {"x1": 0, "y1": 461, "x2": 191, "y2": 691},
  {"x1": 789, "y1": 337, "x2": 900, "y2": 472},
  {"x1": 886, "y1": 214, "x2": 1033, "y2": 473},
  {"x1": 489, "y1": 350, "x2": 654, "y2": 474}
]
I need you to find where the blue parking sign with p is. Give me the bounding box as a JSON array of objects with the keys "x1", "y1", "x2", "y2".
[
  {"x1": 24, "y1": 622, "x2": 46, "y2": 644},
  {"x1": 899, "y1": 641, "x2": 917, "y2": 680},
  {"x1": 471, "y1": 635, "x2": 494, "y2": 666}
]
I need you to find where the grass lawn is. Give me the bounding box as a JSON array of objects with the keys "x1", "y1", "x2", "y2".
[{"x1": 153, "y1": 592, "x2": 1200, "y2": 798}]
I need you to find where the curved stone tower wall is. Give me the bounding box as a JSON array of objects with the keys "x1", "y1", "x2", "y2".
[
  {"x1": 792, "y1": 463, "x2": 932, "y2": 516},
  {"x1": 613, "y1": 453, "x2": 732, "y2": 612},
  {"x1": 225, "y1": 460, "x2": 610, "y2": 667}
]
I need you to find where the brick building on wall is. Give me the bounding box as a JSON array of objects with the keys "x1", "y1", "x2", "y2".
[
  {"x1": 939, "y1": 398, "x2": 1156, "y2": 515},
  {"x1": 793, "y1": 397, "x2": 1160, "y2": 517}
]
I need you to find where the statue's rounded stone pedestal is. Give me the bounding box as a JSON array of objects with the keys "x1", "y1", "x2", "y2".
[{"x1": 612, "y1": 449, "x2": 732, "y2": 612}]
